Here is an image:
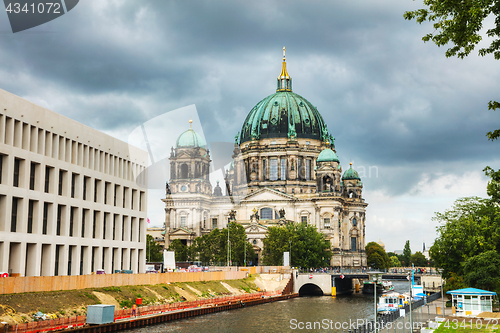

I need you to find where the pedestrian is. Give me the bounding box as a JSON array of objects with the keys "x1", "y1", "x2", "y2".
[{"x1": 132, "y1": 304, "x2": 137, "y2": 317}]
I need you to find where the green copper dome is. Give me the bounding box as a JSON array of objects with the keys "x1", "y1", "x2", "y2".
[
  {"x1": 239, "y1": 52, "x2": 330, "y2": 144},
  {"x1": 342, "y1": 163, "x2": 361, "y2": 180},
  {"x1": 176, "y1": 128, "x2": 206, "y2": 148},
  {"x1": 239, "y1": 91, "x2": 329, "y2": 143},
  {"x1": 317, "y1": 148, "x2": 340, "y2": 162}
]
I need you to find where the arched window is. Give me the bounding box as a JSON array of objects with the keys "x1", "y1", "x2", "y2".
[
  {"x1": 352, "y1": 218, "x2": 357, "y2": 227},
  {"x1": 180, "y1": 164, "x2": 188, "y2": 179},
  {"x1": 260, "y1": 208, "x2": 273, "y2": 220}
]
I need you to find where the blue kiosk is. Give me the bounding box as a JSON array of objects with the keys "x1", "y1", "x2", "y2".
[{"x1": 447, "y1": 288, "x2": 497, "y2": 316}]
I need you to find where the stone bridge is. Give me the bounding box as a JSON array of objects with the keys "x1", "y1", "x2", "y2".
[{"x1": 293, "y1": 272, "x2": 425, "y2": 296}]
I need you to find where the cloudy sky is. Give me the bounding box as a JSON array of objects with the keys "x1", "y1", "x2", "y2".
[{"x1": 1, "y1": 0, "x2": 498, "y2": 253}]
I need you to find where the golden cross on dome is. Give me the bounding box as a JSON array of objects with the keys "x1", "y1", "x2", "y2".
[
  {"x1": 283, "y1": 46, "x2": 286, "y2": 60},
  {"x1": 189, "y1": 119, "x2": 193, "y2": 129}
]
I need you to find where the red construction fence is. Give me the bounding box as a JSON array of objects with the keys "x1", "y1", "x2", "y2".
[{"x1": 8, "y1": 291, "x2": 282, "y2": 333}]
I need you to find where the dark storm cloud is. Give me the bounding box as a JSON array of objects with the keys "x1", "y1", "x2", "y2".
[{"x1": 0, "y1": 0, "x2": 498, "y2": 249}]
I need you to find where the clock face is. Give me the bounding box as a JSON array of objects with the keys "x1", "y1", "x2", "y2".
[{"x1": 181, "y1": 185, "x2": 187, "y2": 192}]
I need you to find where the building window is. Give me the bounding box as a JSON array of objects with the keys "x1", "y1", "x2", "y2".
[
  {"x1": 114, "y1": 185, "x2": 118, "y2": 206},
  {"x1": 28, "y1": 200, "x2": 34, "y2": 233},
  {"x1": 13, "y1": 158, "x2": 20, "y2": 187},
  {"x1": 352, "y1": 218, "x2": 357, "y2": 226},
  {"x1": 351, "y1": 237, "x2": 357, "y2": 251},
  {"x1": 69, "y1": 207, "x2": 74, "y2": 237},
  {"x1": 262, "y1": 159, "x2": 267, "y2": 180},
  {"x1": 94, "y1": 179, "x2": 98, "y2": 202},
  {"x1": 83, "y1": 176, "x2": 89, "y2": 200},
  {"x1": 30, "y1": 162, "x2": 36, "y2": 190},
  {"x1": 180, "y1": 216, "x2": 187, "y2": 228},
  {"x1": 270, "y1": 158, "x2": 278, "y2": 180},
  {"x1": 93, "y1": 211, "x2": 97, "y2": 238},
  {"x1": 301, "y1": 216, "x2": 307, "y2": 223},
  {"x1": 11, "y1": 197, "x2": 18, "y2": 232},
  {"x1": 55, "y1": 245, "x2": 60, "y2": 276},
  {"x1": 71, "y1": 173, "x2": 76, "y2": 198},
  {"x1": 104, "y1": 182, "x2": 109, "y2": 204},
  {"x1": 58, "y1": 170, "x2": 64, "y2": 196},
  {"x1": 280, "y1": 158, "x2": 286, "y2": 180},
  {"x1": 81, "y1": 209, "x2": 86, "y2": 237},
  {"x1": 0, "y1": 155, "x2": 3, "y2": 184},
  {"x1": 103, "y1": 213, "x2": 107, "y2": 239},
  {"x1": 56, "y1": 205, "x2": 62, "y2": 236},
  {"x1": 43, "y1": 203, "x2": 48, "y2": 235},
  {"x1": 324, "y1": 218, "x2": 330, "y2": 229},
  {"x1": 212, "y1": 218, "x2": 218, "y2": 229},
  {"x1": 298, "y1": 158, "x2": 302, "y2": 179},
  {"x1": 260, "y1": 208, "x2": 273, "y2": 220},
  {"x1": 305, "y1": 159, "x2": 311, "y2": 180},
  {"x1": 44, "y1": 166, "x2": 51, "y2": 193}
]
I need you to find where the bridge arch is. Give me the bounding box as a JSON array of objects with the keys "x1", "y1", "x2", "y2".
[{"x1": 298, "y1": 283, "x2": 324, "y2": 296}]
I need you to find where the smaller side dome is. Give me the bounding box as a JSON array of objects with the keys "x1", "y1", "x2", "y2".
[
  {"x1": 342, "y1": 162, "x2": 361, "y2": 180},
  {"x1": 317, "y1": 148, "x2": 340, "y2": 163},
  {"x1": 176, "y1": 120, "x2": 206, "y2": 148}
]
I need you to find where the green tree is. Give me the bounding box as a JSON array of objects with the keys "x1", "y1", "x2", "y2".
[
  {"x1": 146, "y1": 234, "x2": 164, "y2": 262},
  {"x1": 430, "y1": 197, "x2": 500, "y2": 283},
  {"x1": 463, "y1": 250, "x2": 500, "y2": 292},
  {"x1": 366, "y1": 242, "x2": 390, "y2": 270},
  {"x1": 191, "y1": 223, "x2": 255, "y2": 266},
  {"x1": 403, "y1": 240, "x2": 412, "y2": 267},
  {"x1": 167, "y1": 239, "x2": 189, "y2": 262},
  {"x1": 410, "y1": 251, "x2": 428, "y2": 267},
  {"x1": 262, "y1": 223, "x2": 332, "y2": 268},
  {"x1": 404, "y1": 1, "x2": 500, "y2": 197},
  {"x1": 390, "y1": 256, "x2": 401, "y2": 267}
]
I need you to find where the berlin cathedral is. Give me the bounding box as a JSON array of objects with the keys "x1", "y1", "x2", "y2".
[{"x1": 163, "y1": 49, "x2": 367, "y2": 267}]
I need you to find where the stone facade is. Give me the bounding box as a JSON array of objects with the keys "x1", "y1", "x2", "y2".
[{"x1": 163, "y1": 54, "x2": 368, "y2": 267}]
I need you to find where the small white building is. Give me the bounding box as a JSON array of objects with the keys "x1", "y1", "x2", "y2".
[{"x1": 447, "y1": 288, "x2": 497, "y2": 316}]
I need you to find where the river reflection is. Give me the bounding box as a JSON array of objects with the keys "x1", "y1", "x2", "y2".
[{"x1": 126, "y1": 281, "x2": 411, "y2": 333}]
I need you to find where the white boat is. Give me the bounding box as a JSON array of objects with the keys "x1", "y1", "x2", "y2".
[
  {"x1": 377, "y1": 292, "x2": 411, "y2": 315},
  {"x1": 382, "y1": 280, "x2": 394, "y2": 292}
]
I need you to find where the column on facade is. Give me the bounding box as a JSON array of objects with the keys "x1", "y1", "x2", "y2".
[
  {"x1": 122, "y1": 248, "x2": 130, "y2": 270},
  {"x1": 0, "y1": 241, "x2": 9, "y2": 273},
  {"x1": 70, "y1": 244, "x2": 80, "y2": 276},
  {"x1": 103, "y1": 247, "x2": 112, "y2": 274},
  {"x1": 41, "y1": 243, "x2": 55, "y2": 276},
  {"x1": 113, "y1": 247, "x2": 122, "y2": 272},
  {"x1": 26, "y1": 242, "x2": 41, "y2": 276},
  {"x1": 139, "y1": 248, "x2": 146, "y2": 273},
  {"x1": 81, "y1": 245, "x2": 91, "y2": 275},
  {"x1": 130, "y1": 249, "x2": 138, "y2": 273},
  {"x1": 58, "y1": 244, "x2": 69, "y2": 276}
]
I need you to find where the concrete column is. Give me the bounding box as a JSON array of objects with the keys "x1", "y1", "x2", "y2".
[
  {"x1": 139, "y1": 248, "x2": 146, "y2": 273},
  {"x1": 94, "y1": 246, "x2": 103, "y2": 270},
  {"x1": 41, "y1": 244, "x2": 55, "y2": 276},
  {"x1": 25, "y1": 242, "x2": 41, "y2": 276},
  {"x1": 0, "y1": 241, "x2": 9, "y2": 272},
  {"x1": 130, "y1": 248, "x2": 138, "y2": 273},
  {"x1": 69, "y1": 245, "x2": 79, "y2": 276},
  {"x1": 113, "y1": 247, "x2": 121, "y2": 272},
  {"x1": 58, "y1": 244, "x2": 68, "y2": 276},
  {"x1": 122, "y1": 248, "x2": 130, "y2": 270},
  {"x1": 82, "y1": 246, "x2": 91, "y2": 275},
  {"x1": 9, "y1": 242, "x2": 24, "y2": 275},
  {"x1": 103, "y1": 247, "x2": 112, "y2": 274}
]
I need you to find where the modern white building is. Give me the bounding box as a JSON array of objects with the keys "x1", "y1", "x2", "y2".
[{"x1": 0, "y1": 88, "x2": 148, "y2": 276}]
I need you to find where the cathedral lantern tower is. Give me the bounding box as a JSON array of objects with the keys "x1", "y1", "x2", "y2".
[{"x1": 168, "y1": 120, "x2": 212, "y2": 195}]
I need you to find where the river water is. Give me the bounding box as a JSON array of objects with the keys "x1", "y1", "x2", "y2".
[{"x1": 126, "y1": 281, "x2": 411, "y2": 333}]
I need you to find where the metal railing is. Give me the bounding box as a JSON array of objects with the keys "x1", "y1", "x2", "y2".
[{"x1": 8, "y1": 291, "x2": 282, "y2": 333}]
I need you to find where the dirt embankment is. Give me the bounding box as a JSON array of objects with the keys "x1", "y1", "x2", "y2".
[{"x1": 0, "y1": 275, "x2": 287, "y2": 326}]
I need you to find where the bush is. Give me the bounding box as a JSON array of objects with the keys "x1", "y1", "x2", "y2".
[{"x1": 119, "y1": 300, "x2": 133, "y2": 308}]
